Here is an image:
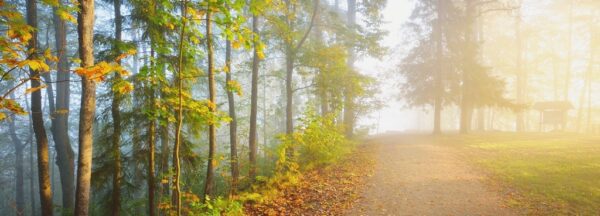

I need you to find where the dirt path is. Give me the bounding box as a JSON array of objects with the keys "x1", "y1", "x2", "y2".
[{"x1": 349, "y1": 134, "x2": 516, "y2": 216}]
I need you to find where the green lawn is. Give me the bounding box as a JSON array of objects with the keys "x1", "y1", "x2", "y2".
[{"x1": 440, "y1": 133, "x2": 600, "y2": 215}]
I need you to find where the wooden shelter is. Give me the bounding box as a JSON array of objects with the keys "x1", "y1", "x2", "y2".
[{"x1": 533, "y1": 101, "x2": 573, "y2": 131}]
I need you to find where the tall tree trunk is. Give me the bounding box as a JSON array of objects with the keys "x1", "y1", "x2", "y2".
[
  {"x1": 579, "y1": 28, "x2": 595, "y2": 133},
  {"x1": 433, "y1": 0, "x2": 443, "y2": 135},
  {"x1": 25, "y1": 95, "x2": 36, "y2": 216},
  {"x1": 515, "y1": 7, "x2": 525, "y2": 132},
  {"x1": 110, "y1": 0, "x2": 123, "y2": 215},
  {"x1": 74, "y1": 0, "x2": 96, "y2": 215},
  {"x1": 459, "y1": 0, "x2": 475, "y2": 134},
  {"x1": 147, "y1": 108, "x2": 156, "y2": 216},
  {"x1": 160, "y1": 117, "x2": 169, "y2": 197},
  {"x1": 249, "y1": 14, "x2": 260, "y2": 182},
  {"x1": 344, "y1": 0, "x2": 357, "y2": 138},
  {"x1": 285, "y1": 47, "x2": 294, "y2": 135},
  {"x1": 173, "y1": 1, "x2": 188, "y2": 214},
  {"x1": 27, "y1": 0, "x2": 54, "y2": 215},
  {"x1": 160, "y1": 117, "x2": 169, "y2": 198},
  {"x1": 225, "y1": 38, "x2": 240, "y2": 195},
  {"x1": 51, "y1": 0, "x2": 76, "y2": 210},
  {"x1": 564, "y1": 0, "x2": 573, "y2": 101},
  {"x1": 146, "y1": 48, "x2": 157, "y2": 216},
  {"x1": 8, "y1": 113, "x2": 25, "y2": 216},
  {"x1": 204, "y1": 6, "x2": 217, "y2": 199}
]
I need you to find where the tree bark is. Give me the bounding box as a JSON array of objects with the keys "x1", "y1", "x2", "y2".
[
  {"x1": 26, "y1": 96, "x2": 36, "y2": 216},
  {"x1": 204, "y1": 6, "x2": 217, "y2": 199},
  {"x1": 285, "y1": 47, "x2": 294, "y2": 135},
  {"x1": 225, "y1": 38, "x2": 240, "y2": 195},
  {"x1": 284, "y1": 0, "x2": 319, "y2": 136},
  {"x1": 515, "y1": 7, "x2": 525, "y2": 132},
  {"x1": 8, "y1": 113, "x2": 25, "y2": 216},
  {"x1": 50, "y1": 0, "x2": 76, "y2": 211},
  {"x1": 433, "y1": 0, "x2": 443, "y2": 135},
  {"x1": 459, "y1": 0, "x2": 475, "y2": 134},
  {"x1": 110, "y1": 0, "x2": 123, "y2": 215},
  {"x1": 173, "y1": 1, "x2": 187, "y2": 214},
  {"x1": 564, "y1": 0, "x2": 573, "y2": 101},
  {"x1": 27, "y1": 0, "x2": 54, "y2": 215},
  {"x1": 343, "y1": 0, "x2": 357, "y2": 138},
  {"x1": 147, "y1": 110, "x2": 156, "y2": 216},
  {"x1": 249, "y1": 14, "x2": 260, "y2": 182},
  {"x1": 160, "y1": 121, "x2": 169, "y2": 196},
  {"x1": 74, "y1": 0, "x2": 96, "y2": 215}
]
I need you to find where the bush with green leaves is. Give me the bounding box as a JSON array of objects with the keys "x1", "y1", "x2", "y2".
[{"x1": 284, "y1": 110, "x2": 353, "y2": 170}]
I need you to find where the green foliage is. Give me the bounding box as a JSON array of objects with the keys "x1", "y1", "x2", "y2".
[
  {"x1": 282, "y1": 109, "x2": 353, "y2": 169},
  {"x1": 188, "y1": 196, "x2": 244, "y2": 216}
]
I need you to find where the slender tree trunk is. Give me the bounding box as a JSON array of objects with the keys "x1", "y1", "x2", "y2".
[
  {"x1": 173, "y1": 2, "x2": 188, "y2": 214},
  {"x1": 50, "y1": 0, "x2": 76, "y2": 210},
  {"x1": 26, "y1": 96, "x2": 36, "y2": 216},
  {"x1": 146, "y1": 48, "x2": 157, "y2": 216},
  {"x1": 147, "y1": 108, "x2": 156, "y2": 216},
  {"x1": 27, "y1": 0, "x2": 54, "y2": 215},
  {"x1": 204, "y1": 6, "x2": 217, "y2": 199},
  {"x1": 579, "y1": 30, "x2": 595, "y2": 132},
  {"x1": 459, "y1": 0, "x2": 475, "y2": 134},
  {"x1": 225, "y1": 38, "x2": 239, "y2": 195},
  {"x1": 160, "y1": 118, "x2": 169, "y2": 197},
  {"x1": 8, "y1": 114, "x2": 25, "y2": 216},
  {"x1": 160, "y1": 122, "x2": 169, "y2": 197},
  {"x1": 515, "y1": 7, "x2": 525, "y2": 132},
  {"x1": 344, "y1": 0, "x2": 357, "y2": 138},
  {"x1": 433, "y1": 0, "x2": 443, "y2": 135},
  {"x1": 249, "y1": 14, "x2": 260, "y2": 182},
  {"x1": 74, "y1": 0, "x2": 96, "y2": 215},
  {"x1": 564, "y1": 0, "x2": 573, "y2": 101},
  {"x1": 262, "y1": 67, "x2": 268, "y2": 158},
  {"x1": 285, "y1": 47, "x2": 294, "y2": 135},
  {"x1": 110, "y1": 1, "x2": 123, "y2": 215}
]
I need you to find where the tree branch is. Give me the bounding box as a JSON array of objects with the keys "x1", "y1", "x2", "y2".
[{"x1": 293, "y1": 0, "x2": 320, "y2": 52}]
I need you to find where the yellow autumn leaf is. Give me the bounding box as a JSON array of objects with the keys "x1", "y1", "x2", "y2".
[
  {"x1": 57, "y1": 9, "x2": 77, "y2": 24},
  {"x1": 44, "y1": 48, "x2": 58, "y2": 62},
  {"x1": 257, "y1": 51, "x2": 266, "y2": 60},
  {"x1": 25, "y1": 84, "x2": 48, "y2": 94},
  {"x1": 42, "y1": 0, "x2": 59, "y2": 7},
  {"x1": 232, "y1": 40, "x2": 242, "y2": 49},
  {"x1": 71, "y1": 58, "x2": 81, "y2": 64},
  {"x1": 21, "y1": 59, "x2": 50, "y2": 72},
  {"x1": 117, "y1": 82, "x2": 133, "y2": 94}
]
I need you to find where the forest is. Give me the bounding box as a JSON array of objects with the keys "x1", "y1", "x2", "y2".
[{"x1": 0, "y1": 0, "x2": 598, "y2": 215}]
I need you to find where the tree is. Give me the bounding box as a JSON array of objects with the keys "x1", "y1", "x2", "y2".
[
  {"x1": 26, "y1": 0, "x2": 54, "y2": 215},
  {"x1": 204, "y1": 0, "x2": 217, "y2": 199},
  {"x1": 173, "y1": 1, "x2": 188, "y2": 214},
  {"x1": 399, "y1": 0, "x2": 462, "y2": 133},
  {"x1": 225, "y1": 24, "x2": 240, "y2": 196},
  {"x1": 248, "y1": 12, "x2": 260, "y2": 184},
  {"x1": 270, "y1": 0, "x2": 320, "y2": 135},
  {"x1": 7, "y1": 108, "x2": 25, "y2": 215},
  {"x1": 51, "y1": 0, "x2": 76, "y2": 210},
  {"x1": 343, "y1": 0, "x2": 356, "y2": 138},
  {"x1": 74, "y1": 0, "x2": 96, "y2": 214},
  {"x1": 515, "y1": 2, "x2": 525, "y2": 132},
  {"x1": 459, "y1": 0, "x2": 516, "y2": 134},
  {"x1": 111, "y1": 0, "x2": 124, "y2": 214}
]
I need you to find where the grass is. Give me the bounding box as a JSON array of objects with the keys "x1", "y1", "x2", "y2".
[{"x1": 440, "y1": 132, "x2": 600, "y2": 215}]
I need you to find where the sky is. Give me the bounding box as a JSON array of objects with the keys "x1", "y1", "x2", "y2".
[{"x1": 356, "y1": 0, "x2": 416, "y2": 133}]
